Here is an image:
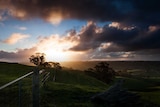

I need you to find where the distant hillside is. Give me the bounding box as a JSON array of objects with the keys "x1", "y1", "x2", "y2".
[{"x1": 61, "y1": 61, "x2": 160, "y2": 71}]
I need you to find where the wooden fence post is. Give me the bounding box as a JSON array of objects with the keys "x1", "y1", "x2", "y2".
[{"x1": 32, "y1": 67, "x2": 39, "y2": 107}]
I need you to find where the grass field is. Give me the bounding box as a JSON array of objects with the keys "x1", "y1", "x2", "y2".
[
  {"x1": 0, "y1": 62, "x2": 160, "y2": 107},
  {"x1": 0, "y1": 62, "x2": 108, "y2": 107}
]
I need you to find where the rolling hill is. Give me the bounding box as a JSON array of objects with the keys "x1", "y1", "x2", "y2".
[{"x1": 0, "y1": 62, "x2": 160, "y2": 107}]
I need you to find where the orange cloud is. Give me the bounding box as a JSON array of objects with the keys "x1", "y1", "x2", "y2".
[{"x1": 2, "y1": 33, "x2": 30, "y2": 44}]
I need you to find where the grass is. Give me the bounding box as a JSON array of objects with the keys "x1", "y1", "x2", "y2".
[
  {"x1": 40, "y1": 68, "x2": 108, "y2": 106},
  {"x1": 115, "y1": 76, "x2": 160, "y2": 106},
  {"x1": 0, "y1": 62, "x2": 33, "y2": 85},
  {"x1": 115, "y1": 76, "x2": 153, "y2": 91},
  {"x1": 140, "y1": 91, "x2": 160, "y2": 105},
  {"x1": 0, "y1": 62, "x2": 160, "y2": 106},
  {"x1": 41, "y1": 82, "x2": 102, "y2": 107},
  {"x1": 0, "y1": 62, "x2": 108, "y2": 107},
  {"x1": 55, "y1": 69, "x2": 108, "y2": 87}
]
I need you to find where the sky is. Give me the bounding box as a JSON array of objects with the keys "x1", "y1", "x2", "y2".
[{"x1": 0, "y1": 0, "x2": 160, "y2": 62}]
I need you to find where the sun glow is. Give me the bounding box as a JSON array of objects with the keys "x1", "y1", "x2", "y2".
[
  {"x1": 36, "y1": 34, "x2": 80, "y2": 62},
  {"x1": 44, "y1": 49, "x2": 70, "y2": 62}
]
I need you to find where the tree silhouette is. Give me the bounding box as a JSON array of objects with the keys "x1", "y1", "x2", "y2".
[
  {"x1": 85, "y1": 62, "x2": 115, "y2": 84},
  {"x1": 29, "y1": 53, "x2": 62, "y2": 82},
  {"x1": 47, "y1": 62, "x2": 62, "y2": 81},
  {"x1": 29, "y1": 53, "x2": 46, "y2": 66}
]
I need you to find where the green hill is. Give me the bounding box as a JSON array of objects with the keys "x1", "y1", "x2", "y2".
[
  {"x1": 0, "y1": 62, "x2": 108, "y2": 107},
  {"x1": 0, "y1": 62, "x2": 33, "y2": 85},
  {"x1": 0, "y1": 62, "x2": 160, "y2": 107}
]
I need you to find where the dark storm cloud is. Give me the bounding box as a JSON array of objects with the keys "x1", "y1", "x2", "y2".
[
  {"x1": 1, "y1": 0, "x2": 160, "y2": 60},
  {"x1": 101, "y1": 26, "x2": 160, "y2": 52},
  {"x1": 70, "y1": 21, "x2": 160, "y2": 53},
  {"x1": 70, "y1": 22, "x2": 100, "y2": 51},
  {"x1": 0, "y1": 0, "x2": 159, "y2": 25},
  {"x1": 0, "y1": 0, "x2": 116, "y2": 21}
]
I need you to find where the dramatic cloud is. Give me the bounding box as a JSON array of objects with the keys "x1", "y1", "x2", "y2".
[
  {"x1": 2, "y1": 33, "x2": 30, "y2": 44},
  {"x1": 0, "y1": 33, "x2": 83, "y2": 62},
  {"x1": 0, "y1": 47, "x2": 37, "y2": 62},
  {"x1": 0, "y1": 0, "x2": 160, "y2": 62},
  {"x1": 0, "y1": 0, "x2": 159, "y2": 25},
  {"x1": 66, "y1": 21, "x2": 160, "y2": 61},
  {"x1": 1, "y1": 21, "x2": 160, "y2": 62},
  {"x1": 70, "y1": 21, "x2": 160, "y2": 53}
]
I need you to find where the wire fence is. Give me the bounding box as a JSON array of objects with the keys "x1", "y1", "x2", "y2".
[
  {"x1": 0, "y1": 69, "x2": 50, "y2": 107},
  {"x1": 0, "y1": 74, "x2": 32, "y2": 107}
]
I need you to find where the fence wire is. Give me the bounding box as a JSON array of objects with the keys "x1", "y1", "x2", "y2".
[
  {"x1": 0, "y1": 69, "x2": 50, "y2": 107},
  {"x1": 0, "y1": 75, "x2": 33, "y2": 107}
]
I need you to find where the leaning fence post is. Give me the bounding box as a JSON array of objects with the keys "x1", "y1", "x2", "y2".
[{"x1": 32, "y1": 67, "x2": 39, "y2": 107}]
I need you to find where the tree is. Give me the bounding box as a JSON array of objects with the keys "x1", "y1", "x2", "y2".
[
  {"x1": 85, "y1": 62, "x2": 115, "y2": 84},
  {"x1": 29, "y1": 53, "x2": 62, "y2": 82},
  {"x1": 48, "y1": 62, "x2": 62, "y2": 81},
  {"x1": 29, "y1": 53, "x2": 46, "y2": 66}
]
